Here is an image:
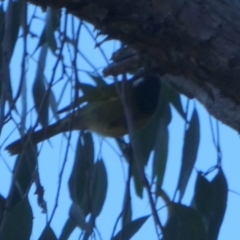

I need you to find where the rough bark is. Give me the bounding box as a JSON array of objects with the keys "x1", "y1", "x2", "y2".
[{"x1": 30, "y1": 0, "x2": 240, "y2": 132}]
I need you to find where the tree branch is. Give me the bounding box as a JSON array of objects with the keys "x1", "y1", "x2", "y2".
[{"x1": 27, "y1": 0, "x2": 240, "y2": 132}]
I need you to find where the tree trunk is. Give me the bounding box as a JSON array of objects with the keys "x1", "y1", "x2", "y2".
[{"x1": 31, "y1": 0, "x2": 240, "y2": 132}]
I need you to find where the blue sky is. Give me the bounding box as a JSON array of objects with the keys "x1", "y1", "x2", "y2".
[{"x1": 0, "y1": 4, "x2": 240, "y2": 240}]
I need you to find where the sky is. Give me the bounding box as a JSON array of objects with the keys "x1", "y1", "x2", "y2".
[{"x1": 0, "y1": 3, "x2": 240, "y2": 240}]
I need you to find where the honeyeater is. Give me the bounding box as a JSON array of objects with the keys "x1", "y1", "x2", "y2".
[{"x1": 5, "y1": 75, "x2": 161, "y2": 155}]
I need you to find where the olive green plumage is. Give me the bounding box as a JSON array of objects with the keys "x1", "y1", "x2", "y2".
[{"x1": 5, "y1": 75, "x2": 161, "y2": 155}]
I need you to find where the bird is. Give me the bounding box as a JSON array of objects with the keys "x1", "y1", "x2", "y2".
[{"x1": 5, "y1": 74, "x2": 161, "y2": 155}]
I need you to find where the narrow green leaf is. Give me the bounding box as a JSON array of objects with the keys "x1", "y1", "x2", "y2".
[
  {"x1": 68, "y1": 132, "x2": 94, "y2": 214},
  {"x1": 207, "y1": 168, "x2": 228, "y2": 240},
  {"x1": 0, "y1": 195, "x2": 6, "y2": 225},
  {"x1": 49, "y1": 88, "x2": 60, "y2": 121},
  {"x1": 132, "y1": 96, "x2": 170, "y2": 197},
  {"x1": 32, "y1": 44, "x2": 49, "y2": 127},
  {"x1": 35, "y1": 27, "x2": 47, "y2": 53},
  {"x1": 192, "y1": 172, "x2": 215, "y2": 221},
  {"x1": 122, "y1": 189, "x2": 132, "y2": 227},
  {"x1": 177, "y1": 108, "x2": 200, "y2": 201},
  {"x1": 10, "y1": 0, "x2": 22, "y2": 56},
  {"x1": 113, "y1": 215, "x2": 149, "y2": 240},
  {"x1": 153, "y1": 127, "x2": 169, "y2": 187},
  {"x1": 69, "y1": 203, "x2": 87, "y2": 230},
  {"x1": 91, "y1": 160, "x2": 108, "y2": 217},
  {"x1": 133, "y1": 95, "x2": 170, "y2": 167},
  {"x1": 162, "y1": 84, "x2": 185, "y2": 120},
  {"x1": 49, "y1": 8, "x2": 60, "y2": 30},
  {"x1": 152, "y1": 104, "x2": 171, "y2": 187},
  {"x1": 0, "y1": 6, "x2": 5, "y2": 46},
  {"x1": 0, "y1": 197, "x2": 33, "y2": 240},
  {"x1": 39, "y1": 225, "x2": 57, "y2": 240},
  {"x1": 131, "y1": 160, "x2": 143, "y2": 198},
  {"x1": 35, "y1": 9, "x2": 59, "y2": 53},
  {"x1": 59, "y1": 217, "x2": 77, "y2": 240},
  {"x1": 8, "y1": 143, "x2": 37, "y2": 210},
  {"x1": 44, "y1": 8, "x2": 58, "y2": 53},
  {"x1": 164, "y1": 203, "x2": 207, "y2": 240}
]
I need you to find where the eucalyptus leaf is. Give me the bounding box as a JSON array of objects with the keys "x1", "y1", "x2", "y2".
[
  {"x1": 91, "y1": 160, "x2": 108, "y2": 217},
  {"x1": 35, "y1": 8, "x2": 59, "y2": 53},
  {"x1": 32, "y1": 44, "x2": 49, "y2": 127},
  {"x1": 59, "y1": 217, "x2": 77, "y2": 240},
  {"x1": 162, "y1": 84, "x2": 185, "y2": 120},
  {"x1": 113, "y1": 215, "x2": 149, "y2": 240},
  {"x1": 10, "y1": 0, "x2": 22, "y2": 56},
  {"x1": 0, "y1": 5, "x2": 5, "y2": 47},
  {"x1": 207, "y1": 168, "x2": 228, "y2": 240},
  {"x1": 164, "y1": 203, "x2": 206, "y2": 240},
  {"x1": 192, "y1": 172, "x2": 215, "y2": 222},
  {"x1": 48, "y1": 89, "x2": 60, "y2": 121},
  {"x1": 132, "y1": 96, "x2": 170, "y2": 197},
  {"x1": 68, "y1": 132, "x2": 94, "y2": 214},
  {"x1": 133, "y1": 95, "x2": 169, "y2": 167},
  {"x1": 0, "y1": 195, "x2": 6, "y2": 225},
  {"x1": 8, "y1": 143, "x2": 37, "y2": 210},
  {"x1": 122, "y1": 193, "x2": 132, "y2": 227},
  {"x1": 177, "y1": 108, "x2": 200, "y2": 201},
  {"x1": 44, "y1": 8, "x2": 58, "y2": 53},
  {"x1": 153, "y1": 127, "x2": 169, "y2": 187},
  {"x1": 69, "y1": 203, "x2": 87, "y2": 230},
  {"x1": 39, "y1": 225, "x2": 57, "y2": 240},
  {"x1": 0, "y1": 197, "x2": 33, "y2": 240},
  {"x1": 152, "y1": 103, "x2": 171, "y2": 187}
]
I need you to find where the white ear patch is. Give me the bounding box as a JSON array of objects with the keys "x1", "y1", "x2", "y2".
[{"x1": 133, "y1": 77, "x2": 144, "y2": 87}]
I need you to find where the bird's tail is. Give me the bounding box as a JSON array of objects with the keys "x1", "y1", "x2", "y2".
[{"x1": 5, "y1": 120, "x2": 74, "y2": 156}]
